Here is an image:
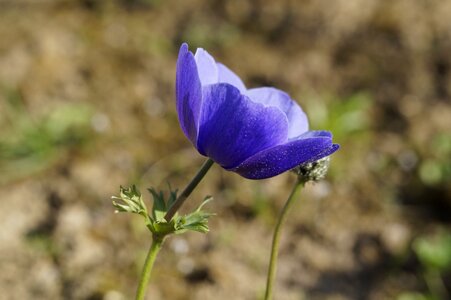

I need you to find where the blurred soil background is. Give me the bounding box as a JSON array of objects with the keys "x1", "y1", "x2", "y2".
[{"x1": 1, "y1": 0, "x2": 451, "y2": 299}]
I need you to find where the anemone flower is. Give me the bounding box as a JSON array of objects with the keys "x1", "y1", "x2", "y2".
[{"x1": 176, "y1": 43, "x2": 339, "y2": 179}]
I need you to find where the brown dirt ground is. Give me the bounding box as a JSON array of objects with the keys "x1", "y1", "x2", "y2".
[{"x1": 1, "y1": 0, "x2": 450, "y2": 299}]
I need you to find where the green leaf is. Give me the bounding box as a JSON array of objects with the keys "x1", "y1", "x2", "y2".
[
  {"x1": 166, "y1": 185, "x2": 179, "y2": 211},
  {"x1": 148, "y1": 188, "x2": 167, "y2": 222},
  {"x1": 174, "y1": 196, "x2": 215, "y2": 234},
  {"x1": 112, "y1": 185, "x2": 214, "y2": 238},
  {"x1": 112, "y1": 185, "x2": 148, "y2": 217}
]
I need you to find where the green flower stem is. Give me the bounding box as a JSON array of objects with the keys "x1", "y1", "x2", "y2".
[
  {"x1": 264, "y1": 179, "x2": 304, "y2": 300},
  {"x1": 133, "y1": 158, "x2": 214, "y2": 299},
  {"x1": 164, "y1": 158, "x2": 215, "y2": 222},
  {"x1": 135, "y1": 235, "x2": 164, "y2": 300}
]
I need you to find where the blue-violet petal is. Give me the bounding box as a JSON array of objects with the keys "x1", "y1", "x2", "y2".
[
  {"x1": 229, "y1": 135, "x2": 339, "y2": 179},
  {"x1": 217, "y1": 63, "x2": 246, "y2": 93},
  {"x1": 194, "y1": 48, "x2": 219, "y2": 86},
  {"x1": 245, "y1": 87, "x2": 309, "y2": 139},
  {"x1": 197, "y1": 83, "x2": 289, "y2": 169},
  {"x1": 176, "y1": 43, "x2": 203, "y2": 144}
]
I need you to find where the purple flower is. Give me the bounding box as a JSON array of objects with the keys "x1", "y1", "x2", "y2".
[{"x1": 176, "y1": 43, "x2": 339, "y2": 179}]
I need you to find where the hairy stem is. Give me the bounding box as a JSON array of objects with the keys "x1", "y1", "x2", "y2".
[
  {"x1": 164, "y1": 158, "x2": 214, "y2": 222},
  {"x1": 135, "y1": 236, "x2": 164, "y2": 300}
]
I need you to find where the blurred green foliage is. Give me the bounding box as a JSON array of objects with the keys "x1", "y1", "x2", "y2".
[
  {"x1": 183, "y1": 22, "x2": 240, "y2": 49},
  {"x1": 0, "y1": 88, "x2": 93, "y2": 184},
  {"x1": 305, "y1": 92, "x2": 372, "y2": 142},
  {"x1": 398, "y1": 292, "x2": 432, "y2": 300},
  {"x1": 419, "y1": 133, "x2": 451, "y2": 186},
  {"x1": 398, "y1": 231, "x2": 451, "y2": 300},
  {"x1": 414, "y1": 231, "x2": 451, "y2": 273},
  {"x1": 398, "y1": 230, "x2": 451, "y2": 300}
]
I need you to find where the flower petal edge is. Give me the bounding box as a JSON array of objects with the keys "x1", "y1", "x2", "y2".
[
  {"x1": 176, "y1": 43, "x2": 203, "y2": 144},
  {"x1": 245, "y1": 87, "x2": 309, "y2": 138},
  {"x1": 228, "y1": 135, "x2": 339, "y2": 179}
]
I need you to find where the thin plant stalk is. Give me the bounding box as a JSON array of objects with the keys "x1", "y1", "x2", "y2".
[
  {"x1": 264, "y1": 179, "x2": 304, "y2": 300},
  {"x1": 164, "y1": 158, "x2": 215, "y2": 222},
  {"x1": 135, "y1": 236, "x2": 163, "y2": 300}
]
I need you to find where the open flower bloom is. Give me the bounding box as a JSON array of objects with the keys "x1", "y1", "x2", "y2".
[{"x1": 176, "y1": 43, "x2": 339, "y2": 179}]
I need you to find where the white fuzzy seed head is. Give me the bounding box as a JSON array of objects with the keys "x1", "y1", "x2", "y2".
[{"x1": 291, "y1": 156, "x2": 331, "y2": 183}]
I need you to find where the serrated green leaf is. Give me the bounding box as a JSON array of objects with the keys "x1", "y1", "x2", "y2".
[
  {"x1": 114, "y1": 185, "x2": 215, "y2": 237},
  {"x1": 173, "y1": 198, "x2": 215, "y2": 234},
  {"x1": 120, "y1": 185, "x2": 141, "y2": 202},
  {"x1": 167, "y1": 188, "x2": 179, "y2": 210},
  {"x1": 181, "y1": 223, "x2": 210, "y2": 234},
  {"x1": 196, "y1": 196, "x2": 213, "y2": 212},
  {"x1": 148, "y1": 188, "x2": 167, "y2": 222},
  {"x1": 112, "y1": 201, "x2": 130, "y2": 213},
  {"x1": 112, "y1": 185, "x2": 148, "y2": 217}
]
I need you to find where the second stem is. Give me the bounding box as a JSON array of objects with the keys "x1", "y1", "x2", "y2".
[{"x1": 264, "y1": 179, "x2": 304, "y2": 300}]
